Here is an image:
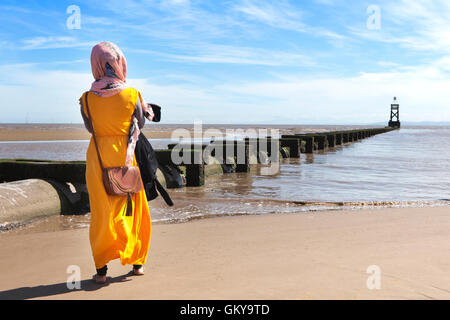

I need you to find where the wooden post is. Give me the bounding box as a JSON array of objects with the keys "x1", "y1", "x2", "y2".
[
  {"x1": 245, "y1": 138, "x2": 277, "y2": 163},
  {"x1": 280, "y1": 138, "x2": 301, "y2": 158},
  {"x1": 315, "y1": 135, "x2": 326, "y2": 150},
  {"x1": 293, "y1": 135, "x2": 314, "y2": 154},
  {"x1": 185, "y1": 150, "x2": 205, "y2": 187},
  {"x1": 326, "y1": 134, "x2": 336, "y2": 148},
  {"x1": 335, "y1": 132, "x2": 342, "y2": 145},
  {"x1": 342, "y1": 132, "x2": 349, "y2": 143},
  {"x1": 234, "y1": 141, "x2": 250, "y2": 172}
]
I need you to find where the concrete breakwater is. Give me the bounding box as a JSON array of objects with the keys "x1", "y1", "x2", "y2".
[{"x1": 0, "y1": 127, "x2": 395, "y2": 226}]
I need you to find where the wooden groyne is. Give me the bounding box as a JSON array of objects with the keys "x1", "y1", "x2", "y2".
[{"x1": 0, "y1": 127, "x2": 396, "y2": 224}]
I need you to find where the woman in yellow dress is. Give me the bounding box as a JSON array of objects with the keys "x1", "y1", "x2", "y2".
[{"x1": 79, "y1": 42, "x2": 153, "y2": 284}]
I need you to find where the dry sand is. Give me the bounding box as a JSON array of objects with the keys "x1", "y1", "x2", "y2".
[{"x1": 0, "y1": 206, "x2": 449, "y2": 300}]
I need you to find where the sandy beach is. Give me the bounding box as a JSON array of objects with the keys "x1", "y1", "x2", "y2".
[{"x1": 0, "y1": 206, "x2": 448, "y2": 300}]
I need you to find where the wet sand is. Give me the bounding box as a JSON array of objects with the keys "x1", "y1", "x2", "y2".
[
  {"x1": 0, "y1": 206, "x2": 449, "y2": 300},
  {"x1": 0, "y1": 124, "x2": 176, "y2": 140},
  {"x1": 0, "y1": 123, "x2": 361, "y2": 141}
]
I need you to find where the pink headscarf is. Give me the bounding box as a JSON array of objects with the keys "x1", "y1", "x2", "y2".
[
  {"x1": 90, "y1": 41, "x2": 128, "y2": 97},
  {"x1": 89, "y1": 41, "x2": 153, "y2": 166}
]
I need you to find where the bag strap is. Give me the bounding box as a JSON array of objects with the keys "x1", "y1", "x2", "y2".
[
  {"x1": 84, "y1": 92, "x2": 105, "y2": 171},
  {"x1": 155, "y1": 179, "x2": 174, "y2": 206}
]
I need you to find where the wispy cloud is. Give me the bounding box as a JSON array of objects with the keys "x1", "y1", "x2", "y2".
[
  {"x1": 82, "y1": 15, "x2": 116, "y2": 26},
  {"x1": 132, "y1": 44, "x2": 316, "y2": 67},
  {"x1": 350, "y1": 0, "x2": 450, "y2": 54},
  {"x1": 21, "y1": 36, "x2": 96, "y2": 50},
  {"x1": 93, "y1": 0, "x2": 252, "y2": 40},
  {"x1": 232, "y1": 0, "x2": 347, "y2": 41},
  {"x1": 314, "y1": 0, "x2": 335, "y2": 5},
  {"x1": 0, "y1": 5, "x2": 33, "y2": 14},
  {"x1": 233, "y1": 0, "x2": 306, "y2": 32}
]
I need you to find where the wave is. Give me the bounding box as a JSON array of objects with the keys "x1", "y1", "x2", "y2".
[{"x1": 2, "y1": 197, "x2": 449, "y2": 234}]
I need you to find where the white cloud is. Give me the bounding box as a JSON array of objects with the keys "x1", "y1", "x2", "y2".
[
  {"x1": 2, "y1": 61, "x2": 450, "y2": 124},
  {"x1": 0, "y1": 64, "x2": 92, "y2": 123},
  {"x1": 215, "y1": 63, "x2": 450, "y2": 123}
]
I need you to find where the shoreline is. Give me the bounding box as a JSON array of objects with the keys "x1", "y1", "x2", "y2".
[
  {"x1": 1, "y1": 197, "x2": 449, "y2": 235},
  {"x1": 0, "y1": 206, "x2": 449, "y2": 299}
]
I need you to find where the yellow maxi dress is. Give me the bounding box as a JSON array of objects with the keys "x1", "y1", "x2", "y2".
[{"x1": 81, "y1": 87, "x2": 151, "y2": 269}]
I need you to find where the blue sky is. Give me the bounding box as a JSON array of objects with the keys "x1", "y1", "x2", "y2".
[{"x1": 1, "y1": 0, "x2": 450, "y2": 124}]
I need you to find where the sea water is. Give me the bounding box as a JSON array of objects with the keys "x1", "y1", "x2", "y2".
[{"x1": 1, "y1": 126, "x2": 450, "y2": 229}]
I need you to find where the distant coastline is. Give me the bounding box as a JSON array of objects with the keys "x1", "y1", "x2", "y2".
[
  {"x1": 369, "y1": 121, "x2": 450, "y2": 126},
  {"x1": 3, "y1": 121, "x2": 450, "y2": 125},
  {"x1": 0, "y1": 123, "x2": 384, "y2": 141}
]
